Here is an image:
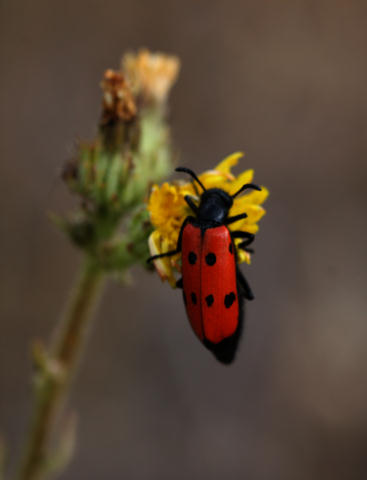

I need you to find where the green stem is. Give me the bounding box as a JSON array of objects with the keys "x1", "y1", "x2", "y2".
[{"x1": 16, "y1": 257, "x2": 105, "y2": 480}]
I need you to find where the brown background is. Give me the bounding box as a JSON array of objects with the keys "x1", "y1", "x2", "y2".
[{"x1": 1, "y1": 1, "x2": 367, "y2": 479}]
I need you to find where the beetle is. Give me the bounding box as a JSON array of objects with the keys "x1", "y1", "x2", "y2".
[{"x1": 148, "y1": 167, "x2": 261, "y2": 364}]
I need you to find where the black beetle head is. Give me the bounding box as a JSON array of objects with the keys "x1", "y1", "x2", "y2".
[
  {"x1": 175, "y1": 166, "x2": 261, "y2": 224},
  {"x1": 197, "y1": 188, "x2": 233, "y2": 223}
]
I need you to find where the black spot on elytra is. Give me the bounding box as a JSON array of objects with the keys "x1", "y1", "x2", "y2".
[
  {"x1": 224, "y1": 292, "x2": 236, "y2": 308},
  {"x1": 191, "y1": 292, "x2": 197, "y2": 305},
  {"x1": 229, "y1": 243, "x2": 233, "y2": 254},
  {"x1": 188, "y1": 251, "x2": 197, "y2": 265},
  {"x1": 205, "y1": 294, "x2": 214, "y2": 307},
  {"x1": 205, "y1": 252, "x2": 216, "y2": 266}
]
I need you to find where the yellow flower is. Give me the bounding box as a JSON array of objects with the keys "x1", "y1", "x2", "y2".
[{"x1": 147, "y1": 152, "x2": 268, "y2": 286}]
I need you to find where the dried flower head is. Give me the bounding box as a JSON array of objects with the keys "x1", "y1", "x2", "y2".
[
  {"x1": 100, "y1": 69, "x2": 137, "y2": 124},
  {"x1": 123, "y1": 49, "x2": 180, "y2": 104},
  {"x1": 147, "y1": 152, "x2": 269, "y2": 286}
]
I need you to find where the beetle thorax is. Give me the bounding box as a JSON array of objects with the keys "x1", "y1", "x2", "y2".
[{"x1": 197, "y1": 188, "x2": 233, "y2": 223}]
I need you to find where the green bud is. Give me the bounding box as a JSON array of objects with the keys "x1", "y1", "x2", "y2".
[{"x1": 58, "y1": 50, "x2": 180, "y2": 277}]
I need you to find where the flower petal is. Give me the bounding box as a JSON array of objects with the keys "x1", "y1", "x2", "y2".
[
  {"x1": 228, "y1": 206, "x2": 265, "y2": 232},
  {"x1": 215, "y1": 151, "x2": 244, "y2": 175},
  {"x1": 241, "y1": 186, "x2": 269, "y2": 206},
  {"x1": 199, "y1": 172, "x2": 229, "y2": 190},
  {"x1": 228, "y1": 169, "x2": 254, "y2": 195},
  {"x1": 148, "y1": 231, "x2": 170, "y2": 278}
]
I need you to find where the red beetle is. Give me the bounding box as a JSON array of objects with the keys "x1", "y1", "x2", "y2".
[{"x1": 148, "y1": 167, "x2": 261, "y2": 363}]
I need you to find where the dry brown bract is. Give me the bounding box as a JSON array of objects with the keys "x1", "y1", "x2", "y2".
[{"x1": 100, "y1": 69, "x2": 137, "y2": 124}]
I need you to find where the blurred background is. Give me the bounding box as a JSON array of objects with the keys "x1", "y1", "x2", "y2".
[{"x1": 1, "y1": 1, "x2": 367, "y2": 479}]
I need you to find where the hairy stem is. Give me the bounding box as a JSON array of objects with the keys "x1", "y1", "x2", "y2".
[{"x1": 16, "y1": 257, "x2": 105, "y2": 480}]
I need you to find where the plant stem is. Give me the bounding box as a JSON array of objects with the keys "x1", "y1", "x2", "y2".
[{"x1": 16, "y1": 257, "x2": 105, "y2": 480}]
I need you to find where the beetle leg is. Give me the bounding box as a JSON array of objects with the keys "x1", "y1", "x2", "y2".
[
  {"x1": 147, "y1": 248, "x2": 180, "y2": 263},
  {"x1": 184, "y1": 195, "x2": 199, "y2": 215},
  {"x1": 237, "y1": 269, "x2": 254, "y2": 300},
  {"x1": 176, "y1": 277, "x2": 183, "y2": 289},
  {"x1": 232, "y1": 231, "x2": 255, "y2": 249},
  {"x1": 147, "y1": 216, "x2": 193, "y2": 263},
  {"x1": 225, "y1": 212, "x2": 248, "y2": 225}
]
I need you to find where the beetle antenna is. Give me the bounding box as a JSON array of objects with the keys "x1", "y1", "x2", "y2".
[
  {"x1": 231, "y1": 183, "x2": 261, "y2": 198},
  {"x1": 175, "y1": 167, "x2": 206, "y2": 192}
]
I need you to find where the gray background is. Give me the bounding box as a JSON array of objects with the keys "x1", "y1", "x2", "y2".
[{"x1": 1, "y1": 1, "x2": 367, "y2": 479}]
